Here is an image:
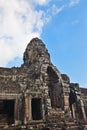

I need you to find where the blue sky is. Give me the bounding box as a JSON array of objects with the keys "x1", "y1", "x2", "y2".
[{"x1": 0, "y1": 0, "x2": 87, "y2": 87}]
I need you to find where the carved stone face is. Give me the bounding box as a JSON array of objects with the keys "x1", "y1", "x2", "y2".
[{"x1": 23, "y1": 38, "x2": 51, "y2": 65}]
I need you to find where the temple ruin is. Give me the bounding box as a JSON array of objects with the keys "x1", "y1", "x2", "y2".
[{"x1": 0, "y1": 38, "x2": 87, "y2": 130}]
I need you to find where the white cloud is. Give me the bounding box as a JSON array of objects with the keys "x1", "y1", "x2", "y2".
[
  {"x1": 0, "y1": 0, "x2": 80, "y2": 67},
  {"x1": 69, "y1": 0, "x2": 80, "y2": 7},
  {"x1": 51, "y1": 5, "x2": 65, "y2": 15},
  {"x1": 0, "y1": 0, "x2": 49, "y2": 67},
  {"x1": 30, "y1": 0, "x2": 50, "y2": 5}
]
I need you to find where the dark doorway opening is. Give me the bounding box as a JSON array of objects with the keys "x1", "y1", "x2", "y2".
[
  {"x1": 47, "y1": 66, "x2": 61, "y2": 108},
  {"x1": 31, "y1": 98, "x2": 42, "y2": 120},
  {"x1": 0, "y1": 99, "x2": 15, "y2": 125}
]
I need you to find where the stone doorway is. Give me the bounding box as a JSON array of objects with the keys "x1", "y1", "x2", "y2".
[
  {"x1": 31, "y1": 98, "x2": 42, "y2": 120},
  {"x1": 47, "y1": 66, "x2": 61, "y2": 108},
  {"x1": 0, "y1": 99, "x2": 15, "y2": 125}
]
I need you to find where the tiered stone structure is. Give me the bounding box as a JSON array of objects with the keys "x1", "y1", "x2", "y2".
[{"x1": 0, "y1": 38, "x2": 87, "y2": 130}]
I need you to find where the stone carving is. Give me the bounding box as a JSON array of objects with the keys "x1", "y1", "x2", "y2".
[{"x1": 0, "y1": 37, "x2": 87, "y2": 130}]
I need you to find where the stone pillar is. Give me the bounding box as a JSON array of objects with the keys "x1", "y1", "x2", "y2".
[
  {"x1": 24, "y1": 93, "x2": 27, "y2": 124},
  {"x1": 24, "y1": 93, "x2": 32, "y2": 124},
  {"x1": 46, "y1": 98, "x2": 51, "y2": 115},
  {"x1": 64, "y1": 95, "x2": 69, "y2": 111},
  {"x1": 72, "y1": 103, "x2": 76, "y2": 119},
  {"x1": 42, "y1": 98, "x2": 45, "y2": 120},
  {"x1": 29, "y1": 95, "x2": 32, "y2": 120},
  {"x1": 14, "y1": 97, "x2": 21, "y2": 125},
  {"x1": 80, "y1": 99, "x2": 86, "y2": 121},
  {"x1": 25, "y1": 94, "x2": 29, "y2": 123},
  {"x1": 44, "y1": 87, "x2": 51, "y2": 116}
]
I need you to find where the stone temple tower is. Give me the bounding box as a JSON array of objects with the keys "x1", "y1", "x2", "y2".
[{"x1": 0, "y1": 38, "x2": 87, "y2": 130}]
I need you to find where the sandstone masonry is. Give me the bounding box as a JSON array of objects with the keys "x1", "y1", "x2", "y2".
[{"x1": 0, "y1": 38, "x2": 87, "y2": 130}]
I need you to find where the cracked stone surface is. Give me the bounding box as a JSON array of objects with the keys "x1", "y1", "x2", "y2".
[{"x1": 0, "y1": 37, "x2": 87, "y2": 130}]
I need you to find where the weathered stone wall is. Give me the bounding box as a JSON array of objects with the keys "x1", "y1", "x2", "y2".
[{"x1": 0, "y1": 37, "x2": 87, "y2": 130}]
